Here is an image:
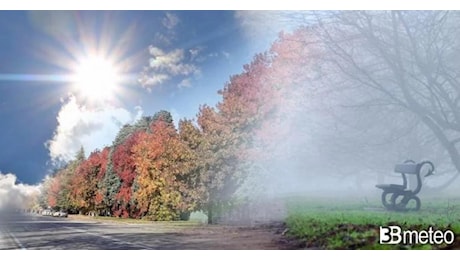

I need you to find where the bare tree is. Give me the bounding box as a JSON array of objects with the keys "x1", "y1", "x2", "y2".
[{"x1": 305, "y1": 11, "x2": 460, "y2": 189}]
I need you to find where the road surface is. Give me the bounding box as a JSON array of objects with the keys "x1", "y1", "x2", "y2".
[{"x1": 0, "y1": 211, "x2": 285, "y2": 250}]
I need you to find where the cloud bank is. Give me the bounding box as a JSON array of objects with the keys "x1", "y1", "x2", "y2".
[
  {"x1": 46, "y1": 96, "x2": 143, "y2": 162},
  {"x1": 0, "y1": 172, "x2": 40, "y2": 211}
]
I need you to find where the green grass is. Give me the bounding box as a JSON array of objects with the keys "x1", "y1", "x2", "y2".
[{"x1": 284, "y1": 195, "x2": 460, "y2": 249}]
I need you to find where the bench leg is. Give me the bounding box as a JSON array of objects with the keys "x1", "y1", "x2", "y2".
[
  {"x1": 380, "y1": 190, "x2": 421, "y2": 211},
  {"x1": 391, "y1": 193, "x2": 421, "y2": 212},
  {"x1": 381, "y1": 190, "x2": 395, "y2": 210}
]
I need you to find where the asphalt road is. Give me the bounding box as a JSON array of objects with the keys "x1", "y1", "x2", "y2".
[{"x1": 0, "y1": 211, "x2": 283, "y2": 250}]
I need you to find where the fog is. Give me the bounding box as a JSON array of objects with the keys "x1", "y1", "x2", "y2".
[{"x1": 220, "y1": 11, "x2": 460, "y2": 225}]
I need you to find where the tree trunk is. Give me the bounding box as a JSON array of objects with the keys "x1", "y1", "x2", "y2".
[
  {"x1": 207, "y1": 203, "x2": 214, "y2": 224},
  {"x1": 420, "y1": 115, "x2": 460, "y2": 188}
]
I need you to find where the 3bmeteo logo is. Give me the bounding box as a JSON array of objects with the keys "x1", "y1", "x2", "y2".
[{"x1": 379, "y1": 226, "x2": 455, "y2": 245}]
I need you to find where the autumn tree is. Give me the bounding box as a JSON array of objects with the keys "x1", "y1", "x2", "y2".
[
  {"x1": 132, "y1": 113, "x2": 198, "y2": 220},
  {"x1": 178, "y1": 119, "x2": 204, "y2": 212},
  {"x1": 101, "y1": 115, "x2": 158, "y2": 217},
  {"x1": 70, "y1": 147, "x2": 109, "y2": 215},
  {"x1": 45, "y1": 147, "x2": 85, "y2": 211},
  {"x1": 195, "y1": 57, "x2": 274, "y2": 222},
  {"x1": 193, "y1": 40, "x2": 319, "y2": 221},
  {"x1": 100, "y1": 148, "x2": 121, "y2": 216},
  {"x1": 196, "y1": 105, "x2": 236, "y2": 222},
  {"x1": 111, "y1": 131, "x2": 142, "y2": 218},
  {"x1": 46, "y1": 172, "x2": 62, "y2": 209},
  {"x1": 112, "y1": 116, "x2": 155, "y2": 147}
]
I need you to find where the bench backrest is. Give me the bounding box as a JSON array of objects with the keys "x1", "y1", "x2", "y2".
[
  {"x1": 394, "y1": 163, "x2": 419, "y2": 175},
  {"x1": 393, "y1": 160, "x2": 434, "y2": 194}
]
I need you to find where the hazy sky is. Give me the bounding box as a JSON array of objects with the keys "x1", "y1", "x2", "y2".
[{"x1": 0, "y1": 10, "x2": 287, "y2": 184}]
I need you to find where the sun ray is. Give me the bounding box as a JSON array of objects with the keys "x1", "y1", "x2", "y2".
[
  {"x1": 15, "y1": 11, "x2": 143, "y2": 107},
  {"x1": 0, "y1": 74, "x2": 72, "y2": 82}
]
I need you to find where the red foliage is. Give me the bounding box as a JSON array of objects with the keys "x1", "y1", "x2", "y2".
[
  {"x1": 111, "y1": 131, "x2": 142, "y2": 218},
  {"x1": 70, "y1": 147, "x2": 109, "y2": 212},
  {"x1": 47, "y1": 174, "x2": 62, "y2": 208}
]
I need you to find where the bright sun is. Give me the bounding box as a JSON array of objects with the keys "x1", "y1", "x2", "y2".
[{"x1": 72, "y1": 56, "x2": 120, "y2": 101}]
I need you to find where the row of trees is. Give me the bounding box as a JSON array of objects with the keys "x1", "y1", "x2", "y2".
[
  {"x1": 36, "y1": 26, "x2": 314, "y2": 221},
  {"x1": 39, "y1": 114, "x2": 201, "y2": 220},
  {"x1": 35, "y1": 11, "x2": 460, "y2": 220}
]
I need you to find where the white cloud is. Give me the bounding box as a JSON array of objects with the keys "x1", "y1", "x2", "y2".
[
  {"x1": 189, "y1": 47, "x2": 204, "y2": 61},
  {"x1": 148, "y1": 47, "x2": 198, "y2": 76},
  {"x1": 153, "y1": 12, "x2": 181, "y2": 46},
  {"x1": 139, "y1": 12, "x2": 206, "y2": 90},
  {"x1": 162, "y1": 12, "x2": 180, "y2": 30},
  {"x1": 154, "y1": 32, "x2": 173, "y2": 46},
  {"x1": 0, "y1": 172, "x2": 40, "y2": 211},
  {"x1": 138, "y1": 73, "x2": 170, "y2": 89},
  {"x1": 140, "y1": 46, "x2": 200, "y2": 90},
  {"x1": 133, "y1": 106, "x2": 144, "y2": 122},
  {"x1": 205, "y1": 51, "x2": 230, "y2": 60},
  {"x1": 46, "y1": 96, "x2": 142, "y2": 162},
  {"x1": 178, "y1": 78, "x2": 192, "y2": 89}
]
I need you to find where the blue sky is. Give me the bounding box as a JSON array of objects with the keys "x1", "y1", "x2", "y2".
[{"x1": 0, "y1": 11, "x2": 288, "y2": 184}]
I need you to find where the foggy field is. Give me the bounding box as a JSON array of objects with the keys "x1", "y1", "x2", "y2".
[{"x1": 284, "y1": 196, "x2": 460, "y2": 249}]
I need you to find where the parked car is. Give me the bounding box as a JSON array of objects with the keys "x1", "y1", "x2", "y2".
[
  {"x1": 58, "y1": 211, "x2": 68, "y2": 218},
  {"x1": 41, "y1": 209, "x2": 52, "y2": 216},
  {"x1": 53, "y1": 211, "x2": 68, "y2": 218}
]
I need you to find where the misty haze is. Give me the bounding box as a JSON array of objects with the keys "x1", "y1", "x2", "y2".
[{"x1": 1, "y1": 10, "x2": 460, "y2": 250}]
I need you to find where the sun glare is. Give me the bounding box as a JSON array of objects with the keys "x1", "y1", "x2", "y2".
[{"x1": 72, "y1": 56, "x2": 120, "y2": 101}]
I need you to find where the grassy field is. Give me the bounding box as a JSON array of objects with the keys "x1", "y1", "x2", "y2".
[{"x1": 284, "y1": 195, "x2": 460, "y2": 249}]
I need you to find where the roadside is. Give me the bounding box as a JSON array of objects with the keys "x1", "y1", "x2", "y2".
[{"x1": 66, "y1": 214, "x2": 291, "y2": 249}]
